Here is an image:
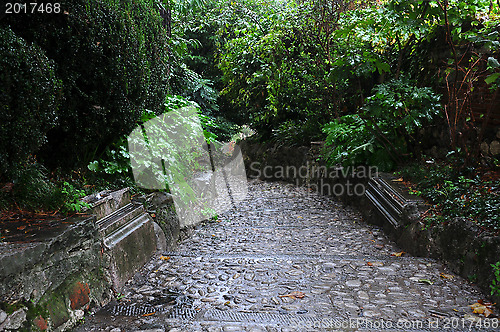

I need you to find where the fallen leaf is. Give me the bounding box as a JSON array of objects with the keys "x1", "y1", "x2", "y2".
[
  {"x1": 160, "y1": 256, "x2": 170, "y2": 261},
  {"x1": 279, "y1": 291, "x2": 306, "y2": 299},
  {"x1": 391, "y1": 251, "x2": 405, "y2": 257},
  {"x1": 418, "y1": 279, "x2": 434, "y2": 285},
  {"x1": 469, "y1": 301, "x2": 495, "y2": 318},
  {"x1": 440, "y1": 273, "x2": 454, "y2": 280},
  {"x1": 470, "y1": 303, "x2": 486, "y2": 315}
]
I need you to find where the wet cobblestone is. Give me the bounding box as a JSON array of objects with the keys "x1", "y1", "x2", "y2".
[{"x1": 76, "y1": 180, "x2": 492, "y2": 331}]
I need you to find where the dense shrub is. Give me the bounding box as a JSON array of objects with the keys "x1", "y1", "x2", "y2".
[
  {"x1": 399, "y1": 162, "x2": 500, "y2": 231},
  {"x1": 323, "y1": 78, "x2": 441, "y2": 171},
  {"x1": 216, "y1": 0, "x2": 384, "y2": 139},
  {"x1": 0, "y1": 27, "x2": 61, "y2": 178},
  {"x1": 2, "y1": 0, "x2": 170, "y2": 170}
]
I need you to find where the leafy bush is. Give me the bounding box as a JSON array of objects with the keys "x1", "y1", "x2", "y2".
[
  {"x1": 88, "y1": 95, "x2": 221, "y2": 179},
  {"x1": 399, "y1": 162, "x2": 500, "y2": 231},
  {"x1": 2, "y1": 0, "x2": 170, "y2": 170},
  {"x1": 0, "y1": 157, "x2": 96, "y2": 213},
  {"x1": 271, "y1": 119, "x2": 324, "y2": 147},
  {"x1": 216, "y1": 0, "x2": 340, "y2": 139},
  {"x1": 60, "y1": 181, "x2": 90, "y2": 213},
  {"x1": 323, "y1": 77, "x2": 441, "y2": 171},
  {"x1": 323, "y1": 114, "x2": 393, "y2": 170},
  {"x1": 0, "y1": 27, "x2": 61, "y2": 178}
]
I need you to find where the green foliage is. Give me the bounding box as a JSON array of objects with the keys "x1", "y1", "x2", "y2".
[
  {"x1": 169, "y1": 0, "x2": 241, "y2": 141},
  {"x1": 214, "y1": 0, "x2": 443, "y2": 141},
  {"x1": 60, "y1": 181, "x2": 90, "y2": 213},
  {"x1": 272, "y1": 119, "x2": 323, "y2": 146},
  {"x1": 323, "y1": 114, "x2": 385, "y2": 168},
  {"x1": 486, "y1": 55, "x2": 500, "y2": 89},
  {"x1": 213, "y1": 0, "x2": 499, "y2": 156},
  {"x1": 88, "y1": 95, "x2": 220, "y2": 180},
  {"x1": 0, "y1": 27, "x2": 61, "y2": 178},
  {"x1": 87, "y1": 137, "x2": 131, "y2": 175},
  {"x1": 217, "y1": 0, "x2": 340, "y2": 138},
  {"x1": 2, "y1": 0, "x2": 170, "y2": 170},
  {"x1": 0, "y1": 158, "x2": 90, "y2": 214},
  {"x1": 491, "y1": 261, "x2": 500, "y2": 296},
  {"x1": 399, "y1": 162, "x2": 500, "y2": 230},
  {"x1": 364, "y1": 78, "x2": 441, "y2": 134},
  {"x1": 323, "y1": 77, "x2": 441, "y2": 171},
  {"x1": 170, "y1": 63, "x2": 220, "y2": 116}
]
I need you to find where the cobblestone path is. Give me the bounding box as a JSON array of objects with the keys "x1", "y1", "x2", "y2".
[{"x1": 76, "y1": 180, "x2": 493, "y2": 332}]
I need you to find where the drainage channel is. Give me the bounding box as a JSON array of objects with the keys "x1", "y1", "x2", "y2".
[{"x1": 100, "y1": 303, "x2": 494, "y2": 332}]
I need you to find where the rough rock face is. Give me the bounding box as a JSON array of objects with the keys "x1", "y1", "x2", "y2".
[
  {"x1": 136, "y1": 191, "x2": 180, "y2": 251},
  {"x1": 0, "y1": 215, "x2": 114, "y2": 331},
  {"x1": 490, "y1": 140, "x2": 500, "y2": 155},
  {"x1": 0, "y1": 216, "x2": 100, "y2": 303},
  {"x1": 0, "y1": 308, "x2": 26, "y2": 330}
]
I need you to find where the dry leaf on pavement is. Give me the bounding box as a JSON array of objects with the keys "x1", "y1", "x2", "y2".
[
  {"x1": 469, "y1": 300, "x2": 495, "y2": 318},
  {"x1": 279, "y1": 291, "x2": 306, "y2": 299}
]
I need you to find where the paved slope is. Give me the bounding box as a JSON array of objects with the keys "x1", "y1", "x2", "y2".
[{"x1": 75, "y1": 180, "x2": 493, "y2": 332}]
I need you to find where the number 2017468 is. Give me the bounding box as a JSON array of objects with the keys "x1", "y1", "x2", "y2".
[{"x1": 5, "y1": 3, "x2": 61, "y2": 14}]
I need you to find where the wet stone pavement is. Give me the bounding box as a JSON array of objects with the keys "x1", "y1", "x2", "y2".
[{"x1": 75, "y1": 180, "x2": 495, "y2": 332}]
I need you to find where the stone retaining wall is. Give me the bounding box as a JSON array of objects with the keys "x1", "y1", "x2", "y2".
[
  {"x1": 0, "y1": 191, "x2": 182, "y2": 331},
  {"x1": 0, "y1": 216, "x2": 112, "y2": 331}
]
